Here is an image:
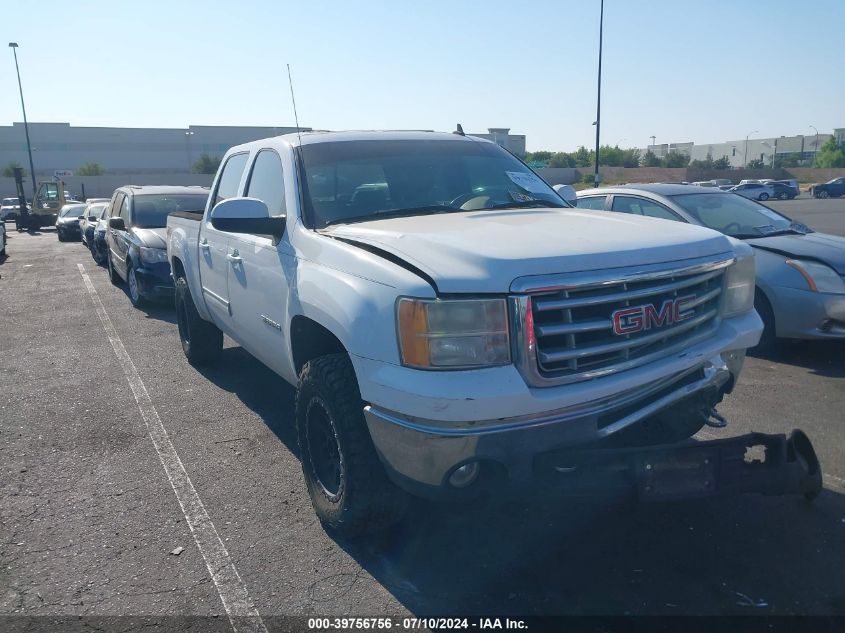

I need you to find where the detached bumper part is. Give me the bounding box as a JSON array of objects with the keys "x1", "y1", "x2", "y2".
[{"x1": 535, "y1": 429, "x2": 822, "y2": 501}]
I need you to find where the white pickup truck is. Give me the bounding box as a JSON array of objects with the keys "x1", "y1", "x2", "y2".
[{"x1": 167, "y1": 130, "x2": 821, "y2": 536}]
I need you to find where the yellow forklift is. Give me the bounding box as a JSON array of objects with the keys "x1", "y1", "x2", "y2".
[{"x1": 15, "y1": 175, "x2": 71, "y2": 232}]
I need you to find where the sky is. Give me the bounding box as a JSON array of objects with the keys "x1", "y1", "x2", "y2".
[{"x1": 2, "y1": 0, "x2": 843, "y2": 152}]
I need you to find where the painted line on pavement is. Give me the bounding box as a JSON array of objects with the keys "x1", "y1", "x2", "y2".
[{"x1": 77, "y1": 263, "x2": 267, "y2": 633}]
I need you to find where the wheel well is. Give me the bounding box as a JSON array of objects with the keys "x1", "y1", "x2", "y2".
[
  {"x1": 754, "y1": 286, "x2": 776, "y2": 330},
  {"x1": 290, "y1": 316, "x2": 347, "y2": 375},
  {"x1": 171, "y1": 256, "x2": 186, "y2": 281}
]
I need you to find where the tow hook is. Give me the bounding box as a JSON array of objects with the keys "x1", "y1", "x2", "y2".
[{"x1": 705, "y1": 408, "x2": 728, "y2": 428}]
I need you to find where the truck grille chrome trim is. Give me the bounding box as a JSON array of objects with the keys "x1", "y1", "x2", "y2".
[{"x1": 510, "y1": 256, "x2": 734, "y2": 387}]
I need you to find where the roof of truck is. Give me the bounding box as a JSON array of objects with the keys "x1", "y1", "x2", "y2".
[
  {"x1": 119, "y1": 185, "x2": 211, "y2": 196},
  {"x1": 231, "y1": 129, "x2": 497, "y2": 151}
]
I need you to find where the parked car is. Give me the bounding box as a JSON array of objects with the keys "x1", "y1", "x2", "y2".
[
  {"x1": 729, "y1": 182, "x2": 775, "y2": 201},
  {"x1": 691, "y1": 181, "x2": 718, "y2": 187},
  {"x1": 55, "y1": 203, "x2": 88, "y2": 241},
  {"x1": 738, "y1": 179, "x2": 761, "y2": 185},
  {"x1": 1, "y1": 197, "x2": 23, "y2": 221},
  {"x1": 166, "y1": 130, "x2": 775, "y2": 536},
  {"x1": 811, "y1": 177, "x2": 845, "y2": 199},
  {"x1": 91, "y1": 205, "x2": 111, "y2": 265},
  {"x1": 769, "y1": 182, "x2": 798, "y2": 200},
  {"x1": 79, "y1": 200, "x2": 110, "y2": 248},
  {"x1": 711, "y1": 179, "x2": 733, "y2": 187},
  {"x1": 0, "y1": 218, "x2": 6, "y2": 256},
  {"x1": 718, "y1": 185, "x2": 734, "y2": 191},
  {"x1": 574, "y1": 184, "x2": 845, "y2": 349},
  {"x1": 106, "y1": 185, "x2": 209, "y2": 306}
]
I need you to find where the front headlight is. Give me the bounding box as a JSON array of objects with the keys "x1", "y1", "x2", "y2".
[
  {"x1": 785, "y1": 259, "x2": 845, "y2": 294},
  {"x1": 139, "y1": 246, "x2": 168, "y2": 264},
  {"x1": 721, "y1": 255, "x2": 756, "y2": 318},
  {"x1": 397, "y1": 298, "x2": 510, "y2": 369}
]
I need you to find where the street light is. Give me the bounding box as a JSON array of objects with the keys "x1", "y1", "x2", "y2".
[
  {"x1": 649, "y1": 135, "x2": 656, "y2": 150},
  {"x1": 185, "y1": 130, "x2": 195, "y2": 169},
  {"x1": 743, "y1": 130, "x2": 758, "y2": 168},
  {"x1": 8, "y1": 42, "x2": 37, "y2": 199},
  {"x1": 593, "y1": 0, "x2": 604, "y2": 187},
  {"x1": 809, "y1": 125, "x2": 819, "y2": 157}
]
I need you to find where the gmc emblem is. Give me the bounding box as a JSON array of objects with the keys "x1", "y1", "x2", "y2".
[{"x1": 611, "y1": 294, "x2": 696, "y2": 335}]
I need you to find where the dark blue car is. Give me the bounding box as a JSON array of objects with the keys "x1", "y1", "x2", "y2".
[{"x1": 105, "y1": 185, "x2": 210, "y2": 307}]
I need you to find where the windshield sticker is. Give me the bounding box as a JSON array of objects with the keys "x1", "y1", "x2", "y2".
[
  {"x1": 508, "y1": 190, "x2": 537, "y2": 203},
  {"x1": 756, "y1": 206, "x2": 787, "y2": 223},
  {"x1": 506, "y1": 171, "x2": 549, "y2": 194}
]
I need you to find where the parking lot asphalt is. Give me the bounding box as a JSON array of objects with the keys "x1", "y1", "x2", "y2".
[{"x1": 1, "y1": 196, "x2": 845, "y2": 624}]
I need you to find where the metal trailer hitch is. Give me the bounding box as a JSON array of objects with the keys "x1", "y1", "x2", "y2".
[{"x1": 536, "y1": 429, "x2": 823, "y2": 502}]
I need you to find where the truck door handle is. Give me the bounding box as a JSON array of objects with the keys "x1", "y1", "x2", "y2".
[
  {"x1": 200, "y1": 239, "x2": 210, "y2": 251},
  {"x1": 226, "y1": 251, "x2": 242, "y2": 264}
]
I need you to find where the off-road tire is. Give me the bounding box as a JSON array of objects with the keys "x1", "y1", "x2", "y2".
[
  {"x1": 174, "y1": 276, "x2": 222, "y2": 365},
  {"x1": 296, "y1": 353, "x2": 407, "y2": 537}
]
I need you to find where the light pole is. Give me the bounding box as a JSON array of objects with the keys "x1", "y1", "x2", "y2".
[
  {"x1": 593, "y1": 0, "x2": 604, "y2": 187},
  {"x1": 743, "y1": 130, "x2": 758, "y2": 168},
  {"x1": 185, "y1": 130, "x2": 195, "y2": 170},
  {"x1": 809, "y1": 125, "x2": 819, "y2": 162},
  {"x1": 8, "y1": 42, "x2": 37, "y2": 199},
  {"x1": 649, "y1": 135, "x2": 656, "y2": 150}
]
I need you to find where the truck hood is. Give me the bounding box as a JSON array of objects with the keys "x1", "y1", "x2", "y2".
[
  {"x1": 322, "y1": 208, "x2": 733, "y2": 293},
  {"x1": 746, "y1": 232, "x2": 845, "y2": 275},
  {"x1": 132, "y1": 227, "x2": 167, "y2": 249}
]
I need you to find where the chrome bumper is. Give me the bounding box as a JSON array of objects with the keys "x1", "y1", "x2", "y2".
[{"x1": 364, "y1": 353, "x2": 737, "y2": 492}]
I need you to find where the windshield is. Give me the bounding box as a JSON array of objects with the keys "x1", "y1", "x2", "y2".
[
  {"x1": 133, "y1": 194, "x2": 208, "y2": 228},
  {"x1": 670, "y1": 193, "x2": 792, "y2": 237},
  {"x1": 300, "y1": 139, "x2": 565, "y2": 228},
  {"x1": 2, "y1": 198, "x2": 18, "y2": 206},
  {"x1": 87, "y1": 203, "x2": 108, "y2": 218},
  {"x1": 60, "y1": 205, "x2": 86, "y2": 217}
]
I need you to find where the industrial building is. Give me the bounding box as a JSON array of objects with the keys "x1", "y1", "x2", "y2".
[
  {"x1": 0, "y1": 122, "x2": 526, "y2": 176},
  {"x1": 643, "y1": 128, "x2": 844, "y2": 168}
]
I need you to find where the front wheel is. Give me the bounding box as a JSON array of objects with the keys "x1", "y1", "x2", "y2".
[
  {"x1": 778, "y1": 192, "x2": 789, "y2": 200},
  {"x1": 175, "y1": 276, "x2": 222, "y2": 364},
  {"x1": 127, "y1": 265, "x2": 146, "y2": 307},
  {"x1": 296, "y1": 354, "x2": 407, "y2": 537},
  {"x1": 758, "y1": 193, "x2": 770, "y2": 201}
]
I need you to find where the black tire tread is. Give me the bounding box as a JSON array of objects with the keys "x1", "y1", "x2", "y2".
[
  {"x1": 296, "y1": 353, "x2": 406, "y2": 537},
  {"x1": 175, "y1": 276, "x2": 223, "y2": 365}
]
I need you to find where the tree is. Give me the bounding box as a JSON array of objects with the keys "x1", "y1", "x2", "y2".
[
  {"x1": 191, "y1": 153, "x2": 222, "y2": 174},
  {"x1": 2, "y1": 161, "x2": 25, "y2": 177},
  {"x1": 548, "y1": 152, "x2": 576, "y2": 168},
  {"x1": 641, "y1": 150, "x2": 661, "y2": 167},
  {"x1": 814, "y1": 137, "x2": 845, "y2": 168},
  {"x1": 746, "y1": 158, "x2": 765, "y2": 169},
  {"x1": 77, "y1": 162, "x2": 104, "y2": 176},
  {"x1": 690, "y1": 152, "x2": 715, "y2": 170},
  {"x1": 712, "y1": 156, "x2": 731, "y2": 170},
  {"x1": 525, "y1": 150, "x2": 553, "y2": 163},
  {"x1": 572, "y1": 146, "x2": 592, "y2": 167},
  {"x1": 663, "y1": 151, "x2": 690, "y2": 168}
]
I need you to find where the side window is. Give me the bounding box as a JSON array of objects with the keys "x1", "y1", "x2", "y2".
[
  {"x1": 213, "y1": 153, "x2": 250, "y2": 207},
  {"x1": 245, "y1": 150, "x2": 286, "y2": 216},
  {"x1": 109, "y1": 193, "x2": 124, "y2": 219},
  {"x1": 576, "y1": 196, "x2": 606, "y2": 210},
  {"x1": 611, "y1": 196, "x2": 680, "y2": 222},
  {"x1": 118, "y1": 195, "x2": 130, "y2": 223}
]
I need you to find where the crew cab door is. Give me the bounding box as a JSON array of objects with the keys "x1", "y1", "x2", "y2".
[
  {"x1": 108, "y1": 193, "x2": 131, "y2": 277},
  {"x1": 225, "y1": 149, "x2": 294, "y2": 375},
  {"x1": 198, "y1": 152, "x2": 249, "y2": 326}
]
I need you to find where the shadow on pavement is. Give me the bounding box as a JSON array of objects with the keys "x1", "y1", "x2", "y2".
[
  {"x1": 192, "y1": 344, "x2": 845, "y2": 616},
  {"x1": 749, "y1": 340, "x2": 845, "y2": 378}
]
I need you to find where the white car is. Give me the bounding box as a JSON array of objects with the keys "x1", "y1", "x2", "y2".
[
  {"x1": 729, "y1": 182, "x2": 776, "y2": 201},
  {"x1": 159, "y1": 130, "x2": 820, "y2": 537},
  {"x1": 1, "y1": 197, "x2": 22, "y2": 221}
]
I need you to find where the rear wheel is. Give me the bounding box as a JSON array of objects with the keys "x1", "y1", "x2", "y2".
[
  {"x1": 296, "y1": 353, "x2": 407, "y2": 537},
  {"x1": 758, "y1": 192, "x2": 769, "y2": 201},
  {"x1": 175, "y1": 276, "x2": 223, "y2": 364},
  {"x1": 777, "y1": 191, "x2": 789, "y2": 200},
  {"x1": 818, "y1": 190, "x2": 830, "y2": 199}
]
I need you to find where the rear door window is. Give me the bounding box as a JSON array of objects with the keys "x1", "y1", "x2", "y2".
[
  {"x1": 245, "y1": 150, "x2": 286, "y2": 217},
  {"x1": 576, "y1": 196, "x2": 606, "y2": 210},
  {"x1": 611, "y1": 196, "x2": 680, "y2": 221}
]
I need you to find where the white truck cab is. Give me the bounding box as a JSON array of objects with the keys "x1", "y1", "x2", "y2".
[{"x1": 166, "y1": 130, "x2": 778, "y2": 536}]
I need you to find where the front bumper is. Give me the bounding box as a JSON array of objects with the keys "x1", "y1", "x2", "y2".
[
  {"x1": 135, "y1": 262, "x2": 175, "y2": 299},
  {"x1": 770, "y1": 286, "x2": 845, "y2": 339},
  {"x1": 365, "y1": 352, "x2": 744, "y2": 494}
]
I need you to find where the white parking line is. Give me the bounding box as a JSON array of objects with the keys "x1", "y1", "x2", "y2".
[
  {"x1": 77, "y1": 263, "x2": 267, "y2": 633},
  {"x1": 696, "y1": 429, "x2": 844, "y2": 490}
]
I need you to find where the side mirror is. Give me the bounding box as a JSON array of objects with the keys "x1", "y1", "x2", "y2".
[
  {"x1": 553, "y1": 184, "x2": 578, "y2": 206},
  {"x1": 109, "y1": 217, "x2": 126, "y2": 231},
  {"x1": 210, "y1": 197, "x2": 285, "y2": 238}
]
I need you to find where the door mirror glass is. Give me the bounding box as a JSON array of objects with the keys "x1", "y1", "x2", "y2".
[
  {"x1": 109, "y1": 217, "x2": 126, "y2": 231},
  {"x1": 210, "y1": 197, "x2": 285, "y2": 237}
]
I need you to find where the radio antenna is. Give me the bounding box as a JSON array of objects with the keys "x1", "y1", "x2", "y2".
[{"x1": 286, "y1": 64, "x2": 303, "y2": 146}]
